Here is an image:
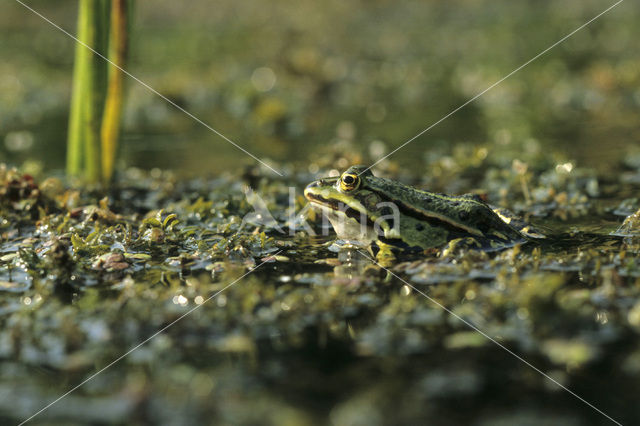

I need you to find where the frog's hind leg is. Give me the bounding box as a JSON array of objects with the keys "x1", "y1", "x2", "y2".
[
  {"x1": 491, "y1": 207, "x2": 547, "y2": 239},
  {"x1": 440, "y1": 237, "x2": 483, "y2": 257}
]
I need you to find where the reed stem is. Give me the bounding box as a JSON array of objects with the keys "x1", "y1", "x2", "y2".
[
  {"x1": 67, "y1": 0, "x2": 130, "y2": 184},
  {"x1": 101, "y1": 0, "x2": 129, "y2": 182}
]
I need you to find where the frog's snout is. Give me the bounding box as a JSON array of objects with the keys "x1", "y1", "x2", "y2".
[{"x1": 304, "y1": 180, "x2": 321, "y2": 199}]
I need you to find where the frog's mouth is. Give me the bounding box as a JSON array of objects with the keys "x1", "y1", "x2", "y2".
[
  {"x1": 304, "y1": 183, "x2": 375, "y2": 228},
  {"x1": 304, "y1": 191, "x2": 341, "y2": 211},
  {"x1": 305, "y1": 193, "x2": 363, "y2": 221}
]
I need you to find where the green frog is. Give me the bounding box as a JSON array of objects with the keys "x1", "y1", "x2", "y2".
[{"x1": 304, "y1": 165, "x2": 543, "y2": 263}]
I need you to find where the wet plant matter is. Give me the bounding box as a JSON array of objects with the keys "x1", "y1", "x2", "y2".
[{"x1": 3, "y1": 144, "x2": 640, "y2": 425}]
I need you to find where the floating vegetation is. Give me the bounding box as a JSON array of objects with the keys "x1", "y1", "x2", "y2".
[
  {"x1": 615, "y1": 208, "x2": 640, "y2": 237},
  {"x1": 2, "y1": 144, "x2": 640, "y2": 424}
]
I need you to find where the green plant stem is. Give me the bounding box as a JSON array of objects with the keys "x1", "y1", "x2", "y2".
[
  {"x1": 67, "y1": 0, "x2": 110, "y2": 183},
  {"x1": 66, "y1": 0, "x2": 92, "y2": 176},
  {"x1": 101, "y1": 0, "x2": 128, "y2": 183}
]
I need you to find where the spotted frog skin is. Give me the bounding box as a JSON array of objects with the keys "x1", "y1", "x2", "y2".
[{"x1": 304, "y1": 165, "x2": 541, "y2": 261}]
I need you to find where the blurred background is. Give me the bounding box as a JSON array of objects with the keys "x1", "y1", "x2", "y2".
[{"x1": 1, "y1": 0, "x2": 638, "y2": 175}]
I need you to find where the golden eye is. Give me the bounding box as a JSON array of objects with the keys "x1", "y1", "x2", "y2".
[{"x1": 339, "y1": 173, "x2": 360, "y2": 192}]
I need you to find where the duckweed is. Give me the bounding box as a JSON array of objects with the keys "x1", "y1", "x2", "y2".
[{"x1": 2, "y1": 150, "x2": 640, "y2": 424}]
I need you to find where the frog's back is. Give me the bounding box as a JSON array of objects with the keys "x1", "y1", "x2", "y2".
[{"x1": 369, "y1": 178, "x2": 527, "y2": 249}]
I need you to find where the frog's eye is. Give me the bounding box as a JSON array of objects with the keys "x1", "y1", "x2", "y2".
[{"x1": 339, "y1": 173, "x2": 360, "y2": 192}]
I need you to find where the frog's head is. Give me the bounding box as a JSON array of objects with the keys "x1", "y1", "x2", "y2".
[
  {"x1": 304, "y1": 165, "x2": 374, "y2": 207},
  {"x1": 304, "y1": 166, "x2": 384, "y2": 242}
]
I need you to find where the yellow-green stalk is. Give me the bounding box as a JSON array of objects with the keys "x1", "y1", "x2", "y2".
[
  {"x1": 68, "y1": 0, "x2": 129, "y2": 184},
  {"x1": 101, "y1": 0, "x2": 129, "y2": 183}
]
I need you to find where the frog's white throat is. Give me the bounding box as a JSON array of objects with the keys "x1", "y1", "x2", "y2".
[{"x1": 314, "y1": 204, "x2": 378, "y2": 244}]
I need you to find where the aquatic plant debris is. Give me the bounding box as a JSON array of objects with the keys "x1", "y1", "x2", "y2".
[{"x1": 2, "y1": 151, "x2": 640, "y2": 424}]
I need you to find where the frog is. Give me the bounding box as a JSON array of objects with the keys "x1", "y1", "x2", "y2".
[{"x1": 304, "y1": 165, "x2": 543, "y2": 264}]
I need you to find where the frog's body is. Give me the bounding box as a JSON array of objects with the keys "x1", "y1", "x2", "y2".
[{"x1": 304, "y1": 165, "x2": 541, "y2": 261}]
